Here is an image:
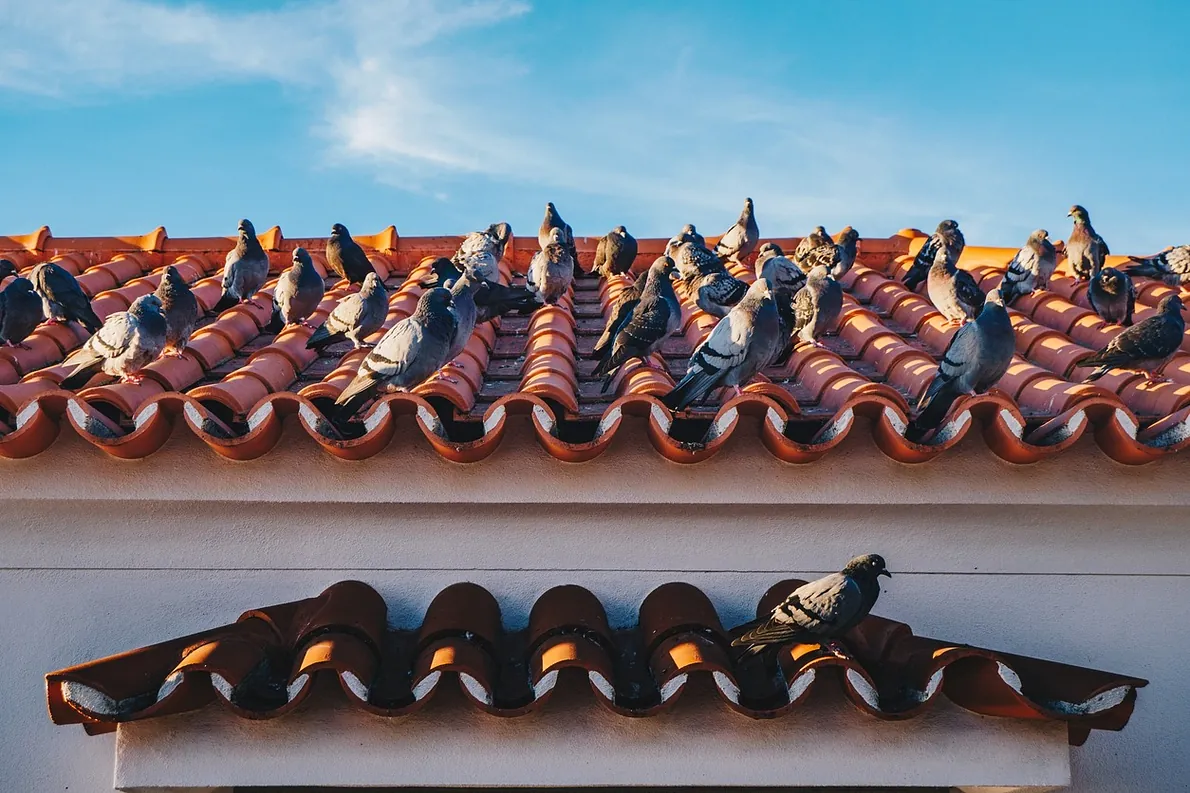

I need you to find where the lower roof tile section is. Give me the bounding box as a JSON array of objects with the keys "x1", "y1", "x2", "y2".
[{"x1": 46, "y1": 580, "x2": 1146, "y2": 746}]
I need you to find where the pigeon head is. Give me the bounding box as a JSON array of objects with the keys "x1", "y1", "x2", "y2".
[
  {"x1": 237, "y1": 219, "x2": 256, "y2": 237},
  {"x1": 292, "y1": 247, "x2": 314, "y2": 267},
  {"x1": 330, "y1": 223, "x2": 349, "y2": 238},
  {"x1": 418, "y1": 287, "x2": 453, "y2": 315},
  {"x1": 814, "y1": 225, "x2": 829, "y2": 238},
  {"x1": 1068, "y1": 205, "x2": 1090, "y2": 222},
  {"x1": 1159, "y1": 294, "x2": 1185, "y2": 315},
  {"x1": 985, "y1": 286, "x2": 1005, "y2": 307},
  {"x1": 129, "y1": 293, "x2": 164, "y2": 316},
  {"x1": 843, "y1": 553, "x2": 891, "y2": 579},
  {"x1": 744, "y1": 277, "x2": 773, "y2": 303},
  {"x1": 839, "y1": 227, "x2": 860, "y2": 245},
  {"x1": 1029, "y1": 229, "x2": 1050, "y2": 244},
  {"x1": 546, "y1": 227, "x2": 566, "y2": 245},
  {"x1": 743, "y1": 197, "x2": 754, "y2": 211},
  {"x1": 544, "y1": 202, "x2": 561, "y2": 223},
  {"x1": 649, "y1": 255, "x2": 677, "y2": 278},
  {"x1": 0, "y1": 259, "x2": 16, "y2": 279},
  {"x1": 614, "y1": 225, "x2": 627, "y2": 235},
  {"x1": 360, "y1": 272, "x2": 385, "y2": 295},
  {"x1": 489, "y1": 222, "x2": 512, "y2": 243},
  {"x1": 936, "y1": 219, "x2": 959, "y2": 234},
  {"x1": 157, "y1": 265, "x2": 187, "y2": 294},
  {"x1": 755, "y1": 242, "x2": 784, "y2": 263},
  {"x1": 1098, "y1": 267, "x2": 1123, "y2": 293},
  {"x1": 7, "y1": 276, "x2": 34, "y2": 293}
]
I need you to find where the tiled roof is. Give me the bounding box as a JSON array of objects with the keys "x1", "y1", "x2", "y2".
[
  {"x1": 2, "y1": 224, "x2": 1190, "y2": 464},
  {"x1": 46, "y1": 580, "x2": 1146, "y2": 746}
]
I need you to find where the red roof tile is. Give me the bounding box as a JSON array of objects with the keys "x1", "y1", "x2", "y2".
[
  {"x1": 2, "y1": 225, "x2": 1189, "y2": 463},
  {"x1": 46, "y1": 580, "x2": 1146, "y2": 746}
]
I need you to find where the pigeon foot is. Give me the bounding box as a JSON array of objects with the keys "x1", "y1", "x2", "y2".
[
  {"x1": 824, "y1": 640, "x2": 853, "y2": 661},
  {"x1": 119, "y1": 373, "x2": 146, "y2": 385}
]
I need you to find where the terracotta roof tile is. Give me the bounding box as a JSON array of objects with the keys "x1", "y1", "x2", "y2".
[
  {"x1": 3, "y1": 224, "x2": 1190, "y2": 463},
  {"x1": 46, "y1": 580, "x2": 1147, "y2": 746}
]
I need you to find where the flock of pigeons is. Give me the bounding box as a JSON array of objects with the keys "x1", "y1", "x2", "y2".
[{"x1": 0, "y1": 201, "x2": 1186, "y2": 437}]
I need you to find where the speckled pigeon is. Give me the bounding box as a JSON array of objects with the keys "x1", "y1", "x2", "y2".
[
  {"x1": 1125, "y1": 245, "x2": 1190, "y2": 287},
  {"x1": 755, "y1": 242, "x2": 806, "y2": 300},
  {"x1": 307, "y1": 272, "x2": 388, "y2": 350},
  {"x1": 908, "y1": 289, "x2": 1015, "y2": 440},
  {"x1": 453, "y1": 222, "x2": 512, "y2": 266},
  {"x1": 713, "y1": 197, "x2": 759, "y2": 264},
  {"x1": 683, "y1": 267, "x2": 748, "y2": 319},
  {"x1": 668, "y1": 238, "x2": 724, "y2": 281},
  {"x1": 592, "y1": 256, "x2": 681, "y2": 392},
  {"x1": 1076, "y1": 294, "x2": 1185, "y2": 383},
  {"x1": 211, "y1": 218, "x2": 270, "y2": 313},
  {"x1": 593, "y1": 226, "x2": 638, "y2": 276},
  {"x1": 155, "y1": 265, "x2": 200, "y2": 357},
  {"x1": 999, "y1": 229, "x2": 1057, "y2": 306},
  {"x1": 1066, "y1": 205, "x2": 1109, "y2": 281},
  {"x1": 928, "y1": 245, "x2": 984, "y2": 324},
  {"x1": 791, "y1": 265, "x2": 844, "y2": 346},
  {"x1": 30, "y1": 261, "x2": 102, "y2": 333},
  {"x1": 590, "y1": 273, "x2": 648, "y2": 369},
  {"x1": 326, "y1": 223, "x2": 376, "y2": 285},
  {"x1": 527, "y1": 227, "x2": 575, "y2": 305},
  {"x1": 1088, "y1": 267, "x2": 1135, "y2": 327},
  {"x1": 539, "y1": 202, "x2": 581, "y2": 277},
  {"x1": 268, "y1": 247, "x2": 325, "y2": 333},
  {"x1": 334, "y1": 287, "x2": 457, "y2": 418},
  {"x1": 58, "y1": 294, "x2": 167, "y2": 389},
  {"x1": 678, "y1": 223, "x2": 706, "y2": 249},
  {"x1": 732, "y1": 554, "x2": 891, "y2": 659},
  {"x1": 662, "y1": 278, "x2": 781, "y2": 410},
  {"x1": 793, "y1": 225, "x2": 833, "y2": 272},
  {"x1": 904, "y1": 220, "x2": 965, "y2": 292},
  {"x1": 0, "y1": 277, "x2": 44, "y2": 348}
]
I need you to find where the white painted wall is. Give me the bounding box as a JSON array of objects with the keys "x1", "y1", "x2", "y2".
[{"x1": 0, "y1": 420, "x2": 1187, "y2": 791}]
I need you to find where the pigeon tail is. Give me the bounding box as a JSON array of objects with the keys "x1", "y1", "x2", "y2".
[
  {"x1": 334, "y1": 386, "x2": 376, "y2": 421},
  {"x1": 58, "y1": 362, "x2": 102, "y2": 391},
  {"x1": 305, "y1": 324, "x2": 343, "y2": 349},
  {"x1": 265, "y1": 305, "x2": 285, "y2": 334},
  {"x1": 210, "y1": 291, "x2": 238, "y2": 314},
  {"x1": 1123, "y1": 257, "x2": 1166, "y2": 280},
  {"x1": 907, "y1": 381, "x2": 962, "y2": 442},
  {"x1": 662, "y1": 369, "x2": 724, "y2": 411},
  {"x1": 77, "y1": 307, "x2": 103, "y2": 334}
]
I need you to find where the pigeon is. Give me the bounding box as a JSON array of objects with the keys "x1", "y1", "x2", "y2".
[
  {"x1": 593, "y1": 226, "x2": 638, "y2": 277},
  {"x1": 456, "y1": 250, "x2": 502, "y2": 283},
  {"x1": 419, "y1": 257, "x2": 465, "y2": 289},
  {"x1": 999, "y1": 229, "x2": 1057, "y2": 306},
  {"x1": 927, "y1": 245, "x2": 984, "y2": 324},
  {"x1": 333, "y1": 287, "x2": 457, "y2": 419},
  {"x1": 306, "y1": 272, "x2": 388, "y2": 350},
  {"x1": 58, "y1": 294, "x2": 167, "y2": 389},
  {"x1": 831, "y1": 227, "x2": 860, "y2": 278},
  {"x1": 1066, "y1": 205, "x2": 1109, "y2": 281},
  {"x1": 267, "y1": 247, "x2": 326, "y2": 332},
  {"x1": 592, "y1": 256, "x2": 681, "y2": 392},
  {"x1": 755, "y1": 243, "x2": 805, "y2": 366},
  {"x1": 713, "y1": 197, "x2": 759, "y2": 264},
  {"x1": 793, "y1": 225, "x2": 833, "y2": 272},
  {"x1": 0, "y1": 277, "x2": 44, "y2": 348},
  {"x1": 155, "y1": 265, "x2": 200, "y2": 357},
  {"x1": 1075, "y1": 294, "x2": 1185, "y2": 384},
  {"x1": 211, "y1": 219, "x2": 271, "y2": 313},
  {"x1": 731, "y1": 554, "x2": 891, "y2": 659},
  {"x1": 791, "y1": 264, "x2": 844, "y2": 346},
  {"x1": 326, "y1": 223, "x2": 376, "y2": 285},
  {"x1": 453, "y1": 222, "x2": 512, "y2": 266},
  {"x1": 662, "y1": 278, "x2": 781, "y2": 410},
  {"x1": 1125, "y1": 245, "x2": 1190, "y2": 287},
  {"x1": 442, "y1": 268, "x2": 480, "y2": 377},
  {"x1": 677, "y1": 223, "x2": 706, "y2": 249},
  {"x1": 539, "y1": 202, "x2": 581, "y2": 277},
  {"x1": 904, "y1": 220, "x2": 965, "y2": 292},
  {"x1": 422, "y1": 256, "x2": 536, "y2": 322},
  {"x1": 668, "y1": 238, "x2": 725, "y2": 281},
  {"x1": 1088, "y1": 267, "x2": 1135, "y2": 327},
  {"x1": 0, "y1": 259, "x2": 16, "y2": 281},
  {"x1": 907, "y1": 289, "x2": 1015, "y2": 441},
  {"x1": 30, "y1": 261, "x2": 103, "y2": 333},
  {"x1": 683, "y1": 269, "x2": 749, "y2": 318},
  {"x1": 590, "y1": 273, "x2": 648, "y2": 368},
  {"x1": 527, "y1": 227, "x2": 575, "y2": 305}
]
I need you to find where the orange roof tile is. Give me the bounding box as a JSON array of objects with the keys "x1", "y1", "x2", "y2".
[{"x1": 2, "y1": 224, "x2": 1189, "y2": 464}]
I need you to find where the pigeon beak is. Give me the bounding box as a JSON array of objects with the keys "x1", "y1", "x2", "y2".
[
  {"x1": 880, "y1": 570, "x2": 892, "y2": 578},
  {"x1": 1065, "y1": 210, "x2": 1073, "y2": 217}
]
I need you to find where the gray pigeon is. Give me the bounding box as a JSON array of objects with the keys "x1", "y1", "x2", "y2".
[
  {"x1": 326, "y1": 223, "x2": 375, "y2": 284},
  {"x1": 755, "y1": 243, "x2": 805, "y2": 366},
  {"x1": 668, "y1": 238, "x2": 724, "y2": 281},
  {"x1": 268, "y1": 247, "x2": 326, "y2": 332},
  {"x1": 421, "y1": 257, "x2": 537, "y2": 322},
  {"x1": 155, "y1": 265, "x2": 200, "y2": 356},
  {"x1": 590, "y1": 273, "x2": 648, "y2": 368},
  {"x1": 453, "y1": 222, "x2": 512, "y2": 266},
  {"x1": 713, "y1": 197, "x2": 759, "y2": 264},
  {"x1": 58, "y1": 294, "x2": 167, "y2": 389},
  {"x1": 1125, "y1": 245, "x2": 1190, "y2": 286},
  {"x1": 334, "y1": 287, "x2": 457, "y2": 419},
  {"x1": 904, "y1": 219, "x2": 965, "y2": 292},
  {"x1": 907, "y1": 289, "x2": 1015, "y2": 440},
  {"x1": 1088, "y1": 266, "x2": 1135, "y2": 327},
  {"x1": 539, "y1": 202, "x2": 581, "y2": 277},
  {"x1": 793, "y1": 225, "x2": 833, "y2": 272},
  {"x1": 527, "y1": 227, "x2": 575, "y2": 305},
  {"x1": 0, "y1": 277, "x2": 45, "y2": 348},
  {"x1": 662, "y1": 278, "x2": 781, "y2": 410},
  {"x1": 831, "y1": 227, "x2": 860, "y2": 278},
  {"x1": 306, "y1": 272, "x2": 388, "y2": 350},
  {"x1": 30, "y1": 261, "x2": 103, "y2": 333},
  {"x1": 731, "y1": 553, "x2": 891, "y2": 659},
  {"x1": 1076, "y1": 294, "x2": 1185, "y2": 383},
  {"x1": 678, "y1": 223, "x2": 706, "y2": 248},
  {"x1": 593, "y1": 226, "x2": 638, "y2": 277},
  {"x1": 443, "y1": 269, "x2": 481, "y2": 373},
  {"x1": 791, "y1": 265, "x2": 844, "y2": 346},
  {"x1": 212, "y1": 219, "x2": 270, "y2": 312},
  {"x1": 927, "y1": 245, "x2": 984, "y2": 324},
  {"x1": 1066, "y1": 205, "x2": 1109, "y2": 281},
  {"x1": 0, "y1": 259, "x2": 16, "y2": 281},
  {"x1": 999, "y1": 229, "x2": 1057, "y2": 306},
  {"x1": 592, "y1": 256, "x2": 681, "y2": 392},
  {"x1": 455, "y1": 250, "x2": 501, "y2": 284},
  {"x1": 683, "y1": 268, "x2": 749, "y2": 318}
]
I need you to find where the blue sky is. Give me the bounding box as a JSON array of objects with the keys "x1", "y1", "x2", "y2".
[{"x1": 0, "y1": 0, "x2": 1187, "y2": 252}]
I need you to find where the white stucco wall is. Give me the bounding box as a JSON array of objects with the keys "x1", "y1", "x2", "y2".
[{"x1": 0, "y1": 418, "x2": 1186, "y2": 791}]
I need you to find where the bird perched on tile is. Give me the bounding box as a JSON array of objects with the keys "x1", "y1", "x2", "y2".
[
  {"x1": 755, "y1": 243, "x2": 805, "y2": 367},
  {"x1": 326, "y1": 223, "x2": 376, "y2": 285},
  {"x1": 0, "y1": 259, "x2": 16, "y2": 281},
  {"x1": 420, "y1": 257, "x2": 536, "y2": 323},
  {"x1": 677, "y1": 223, "x2": 707, "y2": 249},
  {"x1": 662, "y1": 278, "x2": 781, "y2": 411},
  {"x1": 0, "y1": 277, "x2": 45, "y2": 349},
  {"x1": 440, "y1": 268, "x2": 481, "y2": 380},
  {"x1": 527, "y1": 227, "x2": 576, "y2": 305},
  {"x1": 681, "y1": 268, "x2": 749, "y2": 319},
  {"x1": 306, "y1": 272, "x2": 388, "y2": 350},
  {"x1": 927, "y1": 245, "x2": 984, "y2": 324},
  {"x1": 791, "y1": 264, "x2": 844, "y2": 346},
  {"x1": 832, "y1": 226, "x2": 860, "y2": 279},
  {"x1": 453, "y1": 222, "x2": 512, "y2": 266},
  {"x1": 667, "y1": 237, "x2": 724, "y2": 282},
  {"x1": 793, "y1": 225, "x2": 833, "y2": 273},
  {"x1": 1125, "y1": 245, "x2": 1190, "y2": 287},
  {"x1": 30, "y1": 261, "x2": 103, "y2": 333},
  {"x1": 999, "y1": 229, "x2": 1057, "y2": 306},
  {"x1": 456, "y1": 250, "x2": 502, "y2": 284},
  {"x1": 593, "y1": 226, "x2": 638, "y2": 277},
  {"x1": 590, "y1": 273, "x2": 648, "y2": 369},
  {"x1": 713, "y1": 197, "x2": 760, "y2": 265},
  {"x1": 732, "y1": 553, "x2": 891, "y2": 659},
  {"x1": 211, "y1": 219, "x2": 270, "y2": 313},
  {"x1": 1075, "y1": 294, "x2": 1185, "y2": 384},
  {"x1": 155, "y1": 265, "x2": 200, "y2": 357},
  {"x1": 334, "y1": 287, "x2": 457, "y2": 419},
  {"x1": 1066, "y1": 205, "x2": 1109, "y2": 281},
  {"x1": 267, "y1": 247, "x2": 326, "y2": 333},
  {"x1": 58, "y1": 294, "x2": 167, "y2": 390},
  {"x1": 592, "y1": 256, "x2": 681, "y2": 392},
  {"x1": 907, "y1": 289, "x2": 1015, "y2": 441},
  {"x1": 1088, "y1": 267, "x2": 1135, "y2": 327},
  {"x1": 904, "y1": 219, "x2": 965, "y2": 292},
  {"x1": 539, "y1": 202, "x2": 581, "y2": 277}
]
